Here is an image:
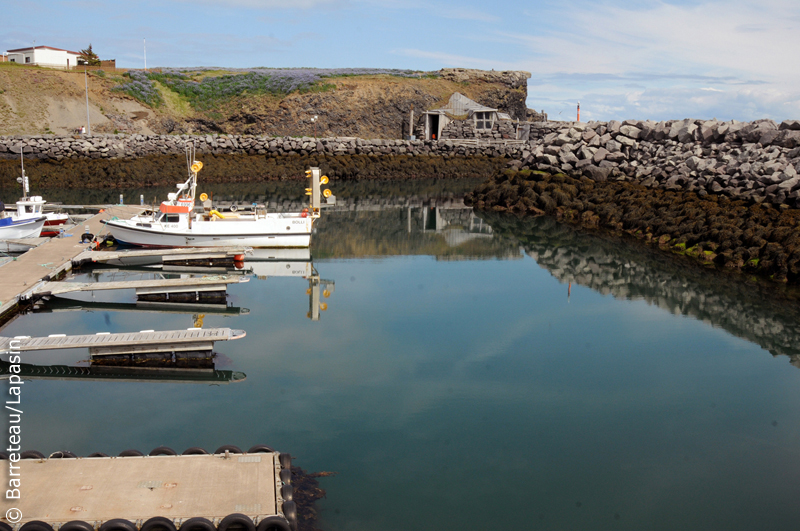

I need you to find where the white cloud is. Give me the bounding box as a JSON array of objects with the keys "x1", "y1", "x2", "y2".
[{"x1": 509, "y1": 0, "x2": 800, "y2": 121}]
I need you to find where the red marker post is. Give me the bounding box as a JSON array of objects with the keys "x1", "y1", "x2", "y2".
[{"x1": 577, "y1": 101, "x2": 580, "y2": 122}]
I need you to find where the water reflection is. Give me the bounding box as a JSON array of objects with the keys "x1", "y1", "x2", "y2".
[{"x1": 479, "y1": 211, "x2": 800, "y2": 368}]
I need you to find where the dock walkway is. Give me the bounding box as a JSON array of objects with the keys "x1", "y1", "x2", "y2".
[{"x1": 0, "y1": 205, "x2": 142, "y2": 320}]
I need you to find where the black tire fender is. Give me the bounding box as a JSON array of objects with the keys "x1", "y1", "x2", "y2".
[
  {"x1": 20, "y1": 521, "x2": 54, "y2": 531},
  {"x1": 59, "y1": 521, "x2": 95, "y2": 531},
  {"x1": 181, "y1": 447, "x2": 208, "y2": 455},
  {"x1": 118, "y1": 449, "x2": 144, "y2": 457},
  {"x1": 178, "y1": 517, "x2": 215, "y2": 531},
  {"x1": 279, "y1": 468, "x2": 291, "y2": 485},
  {"x1": 88, "y1": 452, "x2": 109, "y2": 458},
  {"x1": 255, "y1": 517, "x2": 290, "y2": 531},
  {"x1": 20, "y1": 450, "x2": 45, "y2": 459},
  {"x1": 282, "y1": 501, "x2": 298, "y2": 530},
  {"x1": 0, "y1": 521, "x2": 12, "y2": 531},
  {"x1": 149, "y1": 446, "x2": 177, "y2": 456},
  {"x1": 218, "y1": 513, "x2": 255, "y2": 531},
  {"x1": 50, "y1": 450, "x2": 77, "y2": 458},
  {"x1": 247, "y1": 444, "x2": 274, "y2": 454},
  {"x1": 0, "y1": 452, "x2": 8, "y2": 460},
  {"x1": 278, "y1": 453, "x2": 291, "y2": 470},
  {"x1": 214, "y1": 445, "x2": 243, "y2": 455},
  {"x1": 140, "y1": 517, "x2": 177, "y2": 531},
  {"x1": 99, "y1": 519, "x2": 137, "y2": 531},
  {"x1": 281, "y1": 484, "x2": 293, "y2": 502}
]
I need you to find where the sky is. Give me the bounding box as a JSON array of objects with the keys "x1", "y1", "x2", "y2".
[{"x1": 3, "y1": 0, "x2": 800, "y2": 123}]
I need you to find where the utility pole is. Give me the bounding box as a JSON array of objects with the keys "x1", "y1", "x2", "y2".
[{"x1": 85, "y1": 66, "x2": 91, "y2": 135}]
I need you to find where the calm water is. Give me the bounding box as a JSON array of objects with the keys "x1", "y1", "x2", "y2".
[{"x1": 4, "y1": 180, "x2": 800, "y2": 530}]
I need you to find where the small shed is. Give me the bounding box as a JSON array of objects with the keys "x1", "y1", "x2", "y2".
[{"x1": 420, "y1": 93, "x2": 505, "y2": 140}]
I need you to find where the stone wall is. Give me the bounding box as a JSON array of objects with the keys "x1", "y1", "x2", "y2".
[
  {"x1": 3, "y1": 117, "x2": 800, "y2": 208},
  {"x1": 440, "y1": 120, "x2": 517, "y2": 140}
]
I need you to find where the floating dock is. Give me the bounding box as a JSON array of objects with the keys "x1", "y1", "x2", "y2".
[
  {"x1": 0, "y1": 327, "x2": 245, "y2": 357},
  {"x1": 0, "y1": 449, "x2": 296, "y2": 531}
]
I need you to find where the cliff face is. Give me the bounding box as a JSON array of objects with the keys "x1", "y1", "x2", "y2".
[{"x1": 0, "y1": 66, "x2": 531, "y2": 139}]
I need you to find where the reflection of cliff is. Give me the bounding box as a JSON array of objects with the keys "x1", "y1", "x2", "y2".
[
  {"x1": 314, "y1": 205, "x2": 521, "y2": 260},
  {"x1": 479, "y1": 211, "x2": 800, "y2": 367}
]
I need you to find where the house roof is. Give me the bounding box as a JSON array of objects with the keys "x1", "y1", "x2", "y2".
[
  {"x1": 7, "y1": 45, "x2": 81, "y2": 55},
  {"x1": 425, "y1": 92, "x2": 498, "y2": 117}
]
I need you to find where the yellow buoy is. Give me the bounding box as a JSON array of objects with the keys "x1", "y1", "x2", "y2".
[
  {"x1": 323, "y1": 290, "x2": 330, "y2": 298},
  {"x1": 320, "y1": 303, "x2": 328, "y2": 311},
  {"x1": 306, "y1": 288, "x2": 312, "y2": 295},
  {"x1": 191, "y1": 161, "x2": 203, "y2": 173},
  {"x1": 323, "y1": 189, "x2": 332, "y2": 198},
  {"x1": 199, "y1": 193, "x2": 208, "y2": 202},
  {"x1": 320, "y1": 175, "x2": 329, "y2": 185}
]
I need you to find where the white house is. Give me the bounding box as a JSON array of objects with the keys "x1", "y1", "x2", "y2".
[{"x1": 5, "y1": 46, "x2": 81, "y2": 69}]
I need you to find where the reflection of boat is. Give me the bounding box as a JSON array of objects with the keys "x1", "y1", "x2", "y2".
[{"x1": 104, "y1": 145, "x2": 332, "y2": 248}]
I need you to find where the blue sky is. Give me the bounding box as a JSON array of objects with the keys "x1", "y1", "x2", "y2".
[{"x1": 4, "y1": 0, "x2": 799, "y2": 122}]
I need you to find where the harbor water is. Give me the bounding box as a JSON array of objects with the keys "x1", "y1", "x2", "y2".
[{"x1": 4, "y1": 179, "x2": 800, "y2": 530}]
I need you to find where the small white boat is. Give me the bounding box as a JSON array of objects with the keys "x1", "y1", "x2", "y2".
[
  {"x1": 0, "y1": 215, "x2": 46, "y2": 239},
  {"x1": 8, "y1": 149, "x2": 69, "y2": 237},
  {"x1": 104, "y1": 145, "x2": 332, "y2": 249}
]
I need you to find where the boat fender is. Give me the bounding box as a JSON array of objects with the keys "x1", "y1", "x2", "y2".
[
  {"x1": 181, "y1": 447, "x2": 209, "y2": 455},
  {"x1": 279, "y1": 452, "x2": 292, "y2": 470},
  {"x1": 49, "y1": 450, "x2": 77, "y2": 458},
  {"x1": 0, "y1": 523, "x2": 10, "y2": 531},
  {"x1": 281, "y1": 484, "x2": 294, "y2": 502},
  {"x1": 255, "y1": 517, "x2": 290, "y2": 531},
  {"x1": 210, "y1": 210, "x2": 225, "y2": 219},
  {"x1": 99, "y1": 519, "x2": 137, "y2": 531},
  {"x1": 20, "y1": 450, "x2": 45, "y2": 460},
  {"x1": 214, "y1": 445, "x2": 243, "y2": 455},
  {"x1": 247, "y1": 444, "x2": 274, "y2": 454},
  {"x1": 118, "y1": 449, "x2": 144, "y2": 457},
  {"x1": 218, "y1": 514, "x2": 255, "y2": 531},
  {"x1": 230, "y1": 204, "x2": 238, "y2": 212},
  {"x1": 234, "y1": 254, "x2": 245, "y2": 261},
  {"x1": 59, "y1": 521, "x2": 96, "y2": 531},
  {"x1": 0, "y1": 452, "x2": 8, "y2": 460},
  {"x1": 88, "y1": 452, "x2": 109, "y2": 458},
  {"x1": 149, "y1": 446, "x2": 178, "y2": 456},
  {"x1": 281, "y1": 501, "x2": 298, "y2": 530},
  {"x1": 19, "y1": 521, "x2": 54, "y2": 531},
  {"x1": 279, "y1": 468, "x2": 292, "y2": 485},
  {"x1": 140, "y1": 517, "x2": 177, "y2": 531},
  {"x1": 178, "y1": 517, "x2": 215, "y2": 531}
]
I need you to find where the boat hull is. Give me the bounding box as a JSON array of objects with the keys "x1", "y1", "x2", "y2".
[
  {"x1": 104, "y1": 219, "x2": 312, "y2": 248},
  {"x1": 0, "y1": 217, "x2": 46, "y2": 240}
]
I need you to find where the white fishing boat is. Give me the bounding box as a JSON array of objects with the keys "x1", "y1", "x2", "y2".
[
  {"x1": 8, "y1": 148, "x2": 69, "y2": 236},
  {"x1": 104, "y1": 146, "x2": 333, "y2": 249},
  {"x1": 0, "y1": 202, "x2": 46, "y2": 252}
]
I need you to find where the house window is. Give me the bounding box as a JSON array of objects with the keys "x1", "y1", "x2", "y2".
[
  {"x1": 475, "y1": 111, "x2": 493, "y2": 130},
  {"x1": 25, "y1": 57, "x2": 31, "y2": 63},
  {"x1": 9, "y1": 59, "x2": 15, "y2": 63}
]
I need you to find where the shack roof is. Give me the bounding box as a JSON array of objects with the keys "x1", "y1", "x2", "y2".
[{"x1": 424, "y1": 92, "x2": 497, "y2": 117}]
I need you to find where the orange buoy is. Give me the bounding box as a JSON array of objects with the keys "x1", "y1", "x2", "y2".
[
  {"x1": 234, "y1": 254, "x2": 245, "y2": 261},
  {"x1": 234, "y1": 261, "x2": 245, "y2": 270}
]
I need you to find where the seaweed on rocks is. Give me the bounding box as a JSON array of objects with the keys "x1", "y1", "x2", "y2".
[{"x1": 466, "y1": 168, "x2": 800, "y2": 283}]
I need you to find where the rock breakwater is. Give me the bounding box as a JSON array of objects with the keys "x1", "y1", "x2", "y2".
[
  {"x1": 2, "y1": 117, "x2": 800, "y2": 207},
  {"x1": 464, "y1": 169, "x2": 800, "y2": 282}
]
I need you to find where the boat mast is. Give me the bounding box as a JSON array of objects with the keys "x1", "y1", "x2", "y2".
[{"x1": 18, "y1": 148, "x2": 29, "y2": 200}]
